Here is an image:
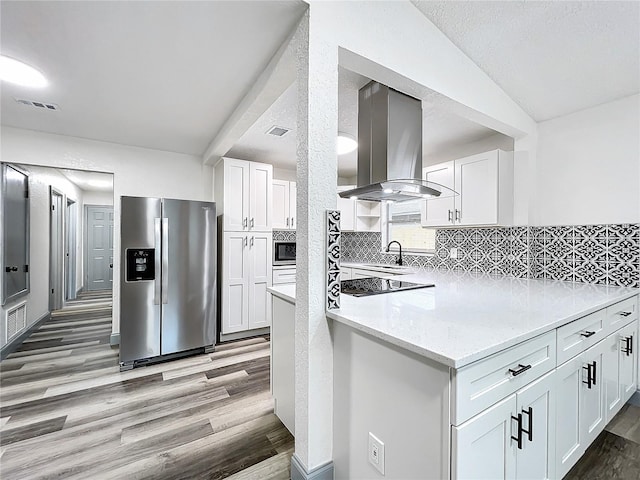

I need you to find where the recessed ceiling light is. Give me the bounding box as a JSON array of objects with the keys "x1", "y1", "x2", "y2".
[
  {"x1": 0, "y1": 55, "x2": 47, "y2": 88},
  {"x1": 337, "y1": 133, "x2": 357, "y2": 155}
]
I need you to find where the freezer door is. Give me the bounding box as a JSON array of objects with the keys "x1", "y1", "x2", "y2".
[
  {"x1": 119, "y1": 196, "x2": 162, "y2": 363},
  {"x1": 161, "y1": 199, "x2": 216, "y2": 355}
]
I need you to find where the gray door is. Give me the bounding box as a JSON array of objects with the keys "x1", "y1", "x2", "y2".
[
  {"x1": 65, "y1": 200, "x2": 77, "y2": 300},
  {"x1": 86, "y1": 205, "x2": 114, "y2": 291},
  {"x1": 161, "y1": 199, "x2": 216, "y2": 355},
  {"x1": 2, "y1": 164, "x2": 29, "y2": 304},
  {"x1": 50, "y1": 189, "x2": 64, "y2": 311},
  {"x1": 120, "y1": 196, "x2": 162, "y2": 363}
]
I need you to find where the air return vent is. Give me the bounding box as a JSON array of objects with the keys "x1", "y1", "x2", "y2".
[
  {"x1": 15, "y1": 98, "x2": 60, "y2": 110},
  {"x1": 266, "y1": 125, "x2": 290, "y2": 137},
  {"x1": 6, "y1": 302, "x2": 27, "y2": 341}
]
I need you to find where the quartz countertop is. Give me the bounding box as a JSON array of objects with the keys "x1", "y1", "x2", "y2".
[
  {"x1": 327, "y1": 271, "x2": 638, "y2": 368},
  {"x1": 269, "y1": 270, "x2": 639, "y2": 369},
  {"x1": 268, "y1": 284, "x2": 296, "y2": 304}
]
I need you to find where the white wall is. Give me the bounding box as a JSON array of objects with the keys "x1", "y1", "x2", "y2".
[
  {"x1": 424, "y1": 132, "x2": 515, "y2": 166},
  {"x1": 83, "y1": 190, "x2": 114, "y2": 206},
  {"x1": 0, "y1": 165, "x2": 85, "y2": 348},
  {"x1": 535, "y1": 94, "x2": 640, "y2": 225},
  {"x1": 1, "y1": 126, "x2": 213, "y2": 338}
]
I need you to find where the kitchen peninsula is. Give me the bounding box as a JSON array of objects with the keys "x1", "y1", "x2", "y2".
[{"x1": 268, "y1": 271, "x2": 639, "y2": 479}]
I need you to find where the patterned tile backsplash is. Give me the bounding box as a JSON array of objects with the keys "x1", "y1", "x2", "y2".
[
  {"x1": 280, "y1": 225, "x2": 639, "y2": 288},
  {"x1": 341, "y1": 224, "x2": 639, "y2": 288}
]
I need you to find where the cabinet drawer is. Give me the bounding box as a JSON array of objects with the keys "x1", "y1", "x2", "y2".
[
  {"x1": 272, "y1": 268, "x2": 296, "y2": 285},
  {"x1": 606, "y1": 297, "x2": 638, "y2": 333},
  {"x1": 451, "y1": 330, "x2": 556, "y2": 425},
  {"x1": 557, "y1": 309, "x2": 606, "y2": 364}
]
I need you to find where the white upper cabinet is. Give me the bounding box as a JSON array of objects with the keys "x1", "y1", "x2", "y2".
[
  {"x1": 215, "y1": 158, "x2": 273, "y2": 232},
  {"x1": 336, "y1": 186, "x2": 380, "y2": 232},
  {"x1": 272, "y1": 180, "x2": 296, "y2": 230},
  {"x1": 422, "y1": 149, "x2": 513, "y2": 227}
]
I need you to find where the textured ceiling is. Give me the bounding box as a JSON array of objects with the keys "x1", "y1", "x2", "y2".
[
  {"x1": 0, "y1": 1, "x2": 306, "y2": 155},
  {"x1": 227, "y1": 68, "x2": 498, "y2": 177},
  {"x1": 413, "y1": 1, "x2": 640, "y2": 121}
]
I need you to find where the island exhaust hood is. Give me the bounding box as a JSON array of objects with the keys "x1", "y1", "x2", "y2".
[{"x1": 339, "y1": 81, "x2": 456, "y2": 203}]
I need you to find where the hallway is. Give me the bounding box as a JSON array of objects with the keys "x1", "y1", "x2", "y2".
[{"x1": 0, "y1": 294, "x2": 293, "y2": 479}]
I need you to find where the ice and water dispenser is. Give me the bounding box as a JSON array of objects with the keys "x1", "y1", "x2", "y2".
[{"x1": 126, "y1": 249, "x2": 155, "y2": 282}]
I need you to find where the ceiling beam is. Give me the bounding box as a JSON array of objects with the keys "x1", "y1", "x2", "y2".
[{"x1": 202, "y1": 20, "x2": 299, "y2": 166}]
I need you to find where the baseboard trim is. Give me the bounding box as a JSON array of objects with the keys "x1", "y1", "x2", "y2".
[
  {"x1": 1, "y1": 311, "x2": 51, "y2": 360},
  {"x1": 110, "y1": 333, "x2": 120, "y2": 346},
  {"x1": 291, "y1": 455, "x2": 334, "y2": 480},
  {"x1": 219, "y1": 327, "x2": 270, "y2": 343}
]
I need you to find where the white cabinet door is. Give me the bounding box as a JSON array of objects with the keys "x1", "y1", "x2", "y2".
[
  {"x1": 452, "y1": 394, "x2": 517, "y2": 480},
  {"x1": 603, "y1": 331, "x2": 623, "y2": 422},
  {"x1": 223, "y1": 159, "x2": 249, "y2": 232},
  {"x1": 289, "y1": 182, "x2": 296, "y2": 230},
  {"x1": 555, "y1": 356, "x2": 583, "y2": 479},
  {"x1": 248, "y1": 232, "x2": 272, "y2": 329},
  {"x1": 421, "y1": 161, "x2": 455, "y2": 227},
  {"x1": 619, "y1": 320, "x2": 638, "y2": 403},
  {"x1": 455, "y1": 150, "x2": 499, "y2": 226},
  {"x1": 337, "y1": 194, "x2": 355, "y2": 231},
  {"x1": 515, "y1": 371, "x2": 556, "y2": 480},
  {"x1": 249, "y1": 162, "x2": 272, "y2": 231},
  {"x1": 272, "y1": 180, "x2": 290, "y2": 230},
  {"x1": 222, "y1": 232, "x2": 249, "y2": 334},
  {"x1": 580, "y1": 341, "x2": 606, "y2": 449}
]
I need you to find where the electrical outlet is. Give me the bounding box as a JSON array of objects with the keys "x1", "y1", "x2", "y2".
[
  {"x1": 450, "y1": 247, "x2": 458, "y2": 259},
  {"x1": 368, "y1": 432, "x2": 385, "y2": 475}
]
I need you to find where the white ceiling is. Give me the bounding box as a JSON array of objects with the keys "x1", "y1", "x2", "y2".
[
  {"x1": 59, "y1": 169, "x2": 113, "y2": 192},
  {"x1": 3, "y1": 1, "x2": 635, "y2": 174},
  {"x1": 227, "y1": 67, "x2": 498, "y2": 177},
  {"x1": 413, "y1": 0, "x2": 640, "y2": 121},
  {"x1": 0, "y1": 1, "x2": 306, "y2": 156}
]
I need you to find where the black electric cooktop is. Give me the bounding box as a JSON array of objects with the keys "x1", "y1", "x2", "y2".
[{"x1": 341, "y1": 277, "x2": 435, "y2": 297}]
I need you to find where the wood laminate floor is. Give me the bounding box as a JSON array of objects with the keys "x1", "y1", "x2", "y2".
[
  {"x1": 0, "y1": 294, "x2": 293, "y2": 479},
  {"x1": 565, "y1": 399, "x2": 640, "y2": 480}
]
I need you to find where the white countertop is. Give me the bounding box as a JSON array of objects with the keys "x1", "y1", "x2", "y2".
[
  {"x1": 268, "y1": 284, "x2": 296, "y2": 303},
  {"x1": 269, "y1": 270, "x2": 639, "y2": 369}
]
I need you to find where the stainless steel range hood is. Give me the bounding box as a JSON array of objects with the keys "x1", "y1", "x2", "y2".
[{"x1": 339, "y1": 81, "x2": 456, "y2": 202}]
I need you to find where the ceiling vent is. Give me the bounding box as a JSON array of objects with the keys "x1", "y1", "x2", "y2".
[
  {"x1": 15, "y1": 98, "x2": 60, "y2": 111},
  {"x1": 266, "y1": 125, "x2": 290, "y2": 137}
]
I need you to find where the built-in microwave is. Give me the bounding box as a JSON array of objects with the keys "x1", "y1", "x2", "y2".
[{"x1": 273, "y1": 241, "x2": 296, "y2": 265}]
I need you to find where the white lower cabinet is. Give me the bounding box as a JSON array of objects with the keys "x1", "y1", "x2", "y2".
[
  {"x1": 221, "y1": 232, "x2": 272, "y2": 334},
  {"x1": 618, "y1": 320, "x2": 637, "y2": 403},
  {"x1": 453, "y1": 395, "x2": 517, "y2": 480},
  {"x1": 453, "y1": 371, "x2": 555, "y2": 480},
  {"x1": 556, "y1": 339, "x2": 606, "y2": 479}
]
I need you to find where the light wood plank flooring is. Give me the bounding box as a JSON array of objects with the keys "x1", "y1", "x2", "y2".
[{"x1": 0, "y1": 294, "x2": 293, "y2": 479}]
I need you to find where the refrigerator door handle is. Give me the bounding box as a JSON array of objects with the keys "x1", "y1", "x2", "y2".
[
  {"x1": 161, "y1": 218, "x2": 169, "y2": 304},
  {"x1": 153, "y1": 218, "x2": 162, "y2": 305}
]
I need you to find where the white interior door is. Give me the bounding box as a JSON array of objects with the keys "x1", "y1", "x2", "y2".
[
  {"x1": 50, "y1": 189, "x2": 64, "y2": 310},
  {"x1": 65, "y1": 200, "x2": 77, "y2": 301},
  {"x1": 85, "y1": 205, "x2": 114, "y2": 291}
]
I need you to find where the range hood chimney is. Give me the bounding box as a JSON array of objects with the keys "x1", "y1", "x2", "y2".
[{"x1": 339, "y1": 81, "x2": 455, "y2": 202}]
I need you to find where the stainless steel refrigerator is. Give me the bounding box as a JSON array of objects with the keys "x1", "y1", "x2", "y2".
[{"x1": 119, "y1": 196, "x2": 216, "y2": 369}]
